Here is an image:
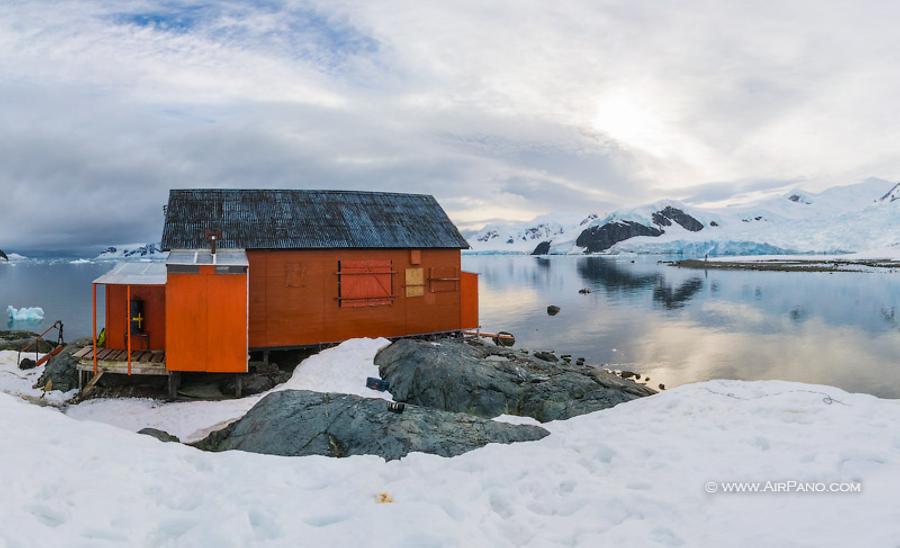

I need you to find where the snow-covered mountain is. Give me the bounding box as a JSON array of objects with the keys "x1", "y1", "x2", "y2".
[
  {"x1": 95, "y1": 243, "x2": 166, "y2": 261},
  {"x1": 467, "y1": 178, "x2": 900, "y2": 257}
]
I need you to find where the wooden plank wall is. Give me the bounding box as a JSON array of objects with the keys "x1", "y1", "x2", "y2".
[
  {"x1": 104, "y1": 285, "x2": 166, "y2": 350},
  {"x1": 247, "y1": 248, "x2": 466, "y2": 348}
]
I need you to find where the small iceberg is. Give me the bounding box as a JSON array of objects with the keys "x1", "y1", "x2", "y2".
[{"x1": 7, "y1": 306, "x2": 45, "y2": 322}]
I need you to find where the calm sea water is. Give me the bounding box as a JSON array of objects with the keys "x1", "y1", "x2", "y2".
[{"x1": 2, "y1": 257, "x2": 899, "y2": 397}]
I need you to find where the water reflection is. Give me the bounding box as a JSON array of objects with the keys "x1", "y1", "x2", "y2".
[{"x1": 462, "y1": 255, "x2": 900, "y2": 398}]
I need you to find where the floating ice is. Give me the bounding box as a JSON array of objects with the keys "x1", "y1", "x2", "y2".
[{"x1": 6, "y1": 306, "x2": 45, "y2": 322}]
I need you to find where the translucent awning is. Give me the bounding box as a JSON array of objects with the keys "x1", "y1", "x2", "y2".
[
  {"x1": 93, "y1": 262, "x2": 167, "y2": 285},
  {"x1": 166, "y1": 248, "x2": 248, "y2": 266}
]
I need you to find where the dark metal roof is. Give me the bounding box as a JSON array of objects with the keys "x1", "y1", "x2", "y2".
[{"x1": 161, "y1": 189, "x2": 470, "y2": 250}]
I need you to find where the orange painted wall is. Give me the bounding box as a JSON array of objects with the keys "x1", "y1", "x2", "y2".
[
  {"x1": 105, "y1": 285, "x2": 166, "y2": 351},
  {"x1": 247, "y1": 249, "x2": 474, "y2": 348},
  {"x1": 165, "y1": 265, "x2": 248, "y2": 373},
  {"x1": 460, "y1": 271, "x2": 479, "y2": 329}
]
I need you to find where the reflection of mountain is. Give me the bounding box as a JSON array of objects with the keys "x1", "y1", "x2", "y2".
[
  {"x1": 653, "y1": 277, "x2": 704, "y2": 309},
  {"x1": 576, "y1": 257, "x2": 661, "y2": 292}
]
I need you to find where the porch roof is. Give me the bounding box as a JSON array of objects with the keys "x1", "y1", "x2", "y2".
[{"x1": 93, "y1": 262, "x2": 167, "y2": 285}]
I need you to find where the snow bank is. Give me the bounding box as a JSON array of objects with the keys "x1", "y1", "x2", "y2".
[
  {"x1": 2, "y1": 379, "x2": 898, "y2": 546},
  {"x1": 64, "y1": 338, "x2": 391, "y2": 442},
  {"x1": 6, "y1": 305, "x2": 44, "y2": 322}
]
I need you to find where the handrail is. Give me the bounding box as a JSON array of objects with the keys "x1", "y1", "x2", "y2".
[{"x1": 17, "y1": 320, "x2": 65, "y2": 365}]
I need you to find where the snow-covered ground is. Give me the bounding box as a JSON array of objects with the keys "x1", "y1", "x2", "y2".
[
  {"x1": 3, "y1": 338, "x2": 394, "y2": 442},
  {"x1": 3, "y1": 341, "x2": 900, "y2": 545}
]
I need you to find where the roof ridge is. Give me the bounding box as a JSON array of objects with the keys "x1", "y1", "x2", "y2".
[{"x1": 169, "y1": 189, "x2": 437, "y2": 199}]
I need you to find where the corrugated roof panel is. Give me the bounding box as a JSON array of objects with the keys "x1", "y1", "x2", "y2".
[
  {"x1": 94, "y1": 263, "x2": 167, "y2": 285},
  {"x1": 160, "y1": 189, "x2": 471, "y2": 250}
]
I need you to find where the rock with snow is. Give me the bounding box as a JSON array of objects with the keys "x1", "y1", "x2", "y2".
[
  {"x1": 575, "y1": 219, "x2": 665, "y2": 253},
  {"x1": 375, "y1": 338, "x2": 655, "y2": 422},
  {"x1": 35, "y1": 344, "x2": 82, "y2": 393},
  {"x1": 193, "y1": 389, "x2": 549, "y2": 460},
  {"x1": 0, "y1": 249, "x2": 6, "y2": 261},
  {"x1": 137, "y1": 428, "x2": 180, "y2": 443}
]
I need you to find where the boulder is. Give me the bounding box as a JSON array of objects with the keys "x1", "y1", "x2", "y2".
[
  {"x1": 138, "y1": 428, "x2": 180, "y2": 443},
  {"x1": 18, "y1": 357, "x2": 36, "y2": 370},
  {"x1": 193, "y1": 390, "x2": 548, "y2": 461},
  {"x1": 375, "y1": 339, "x2": 656, "y2": 422},
  {"x1": 546, "y1": 305, "x2": 560, "y2": 316},
  {"x1": 34, "y1": 344, "x2": 81, "y2": 393}
]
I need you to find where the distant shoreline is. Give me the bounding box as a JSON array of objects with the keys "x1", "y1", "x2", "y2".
[{"x1": 670, "y1": 258, "x2": 900, "y2": 273}]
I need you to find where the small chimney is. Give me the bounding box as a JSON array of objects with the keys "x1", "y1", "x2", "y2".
[{"x1": 210, "y1": 235, "x2": 217, "y2": 255}]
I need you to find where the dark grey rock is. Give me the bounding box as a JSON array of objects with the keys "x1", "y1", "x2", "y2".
[
  {"x1": 193, "y1": 390, "x2": 548, "y2": 461},
  {"x1": 138, "y1": 428, "x2": 180, "y2": 443},
  {"x1": 531, "y1": 241, "x2": 552, "y2": 255},
  {"x1": 34, "y1": 344, "x2": 81, "y2": 392},
  {"x1": 576, "y1": 221, "x2": 664, "y2": 253},
  {"x1": 533, "y1": 351, "x2": 558, "y2": 362},
  {"x1": 375, "y1": 339, "x2": 656, "y2": 423},
  {"x1": 546, "y1": 305, "x2": 560, "y2": 316},
  {"x1": 0, "y1": 249, "x2": 7, "y2": 261},
  {"x1": 650, "y1": 206, "x2": 704, "y2": 232},
  {"x1": 18, "y1": 357, "x2": 36, "y2": 370}
]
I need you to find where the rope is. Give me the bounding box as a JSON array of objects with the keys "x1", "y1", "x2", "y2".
[{"x1": 700, "y1": 387, "x2": 849, "y2": 406}]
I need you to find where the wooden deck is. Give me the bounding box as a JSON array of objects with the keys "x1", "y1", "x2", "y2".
[{"x1": 74, "y1": 346, "x2": 168, "y2": 376}]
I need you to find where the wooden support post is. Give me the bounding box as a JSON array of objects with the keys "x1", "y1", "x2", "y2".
[
  {"x1": 92, "y1": 283, "x2": 98, "y2": 374},
  {"x1": 127, "y1": 284, "x2": 132, "y2": 376}
]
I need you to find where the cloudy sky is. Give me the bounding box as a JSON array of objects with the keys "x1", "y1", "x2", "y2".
[{"x1": 2, "y1": 1, "x2": 900, "y2": 253}]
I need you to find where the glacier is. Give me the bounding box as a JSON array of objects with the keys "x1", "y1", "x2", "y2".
[{"x1": 467, "y1": 178, "x2": 900, "y2": 257}]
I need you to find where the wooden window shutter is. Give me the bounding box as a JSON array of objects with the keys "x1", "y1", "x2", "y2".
[{"x1": 338, "y1": 259, "x2": 394, "y2": 307}]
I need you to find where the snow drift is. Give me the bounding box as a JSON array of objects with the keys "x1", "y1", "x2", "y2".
[{"x1": 1, "y1": 378, "x2": 898, "y2": 546}]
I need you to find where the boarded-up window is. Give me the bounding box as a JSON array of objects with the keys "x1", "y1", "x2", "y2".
[
  {"x1": 339, "y1": 259, "x2": 394, "y2": 307},
  {"x1": 285, "y1": 263, "x2": 306, "y2": 288},
  {"x1": 405, "y1": 267, "x2": 425, "y2": 297},
  {"x1": 429, "y1": 266, "x2": 460, "y2": 293}
]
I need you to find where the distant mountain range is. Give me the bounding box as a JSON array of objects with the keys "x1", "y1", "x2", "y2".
[
  {"x1": 467, "y1": 178, "x2": 900, "y2": 256},
  {"x1": 95, "y1": 243, "x2": 166, "y2": 260}
]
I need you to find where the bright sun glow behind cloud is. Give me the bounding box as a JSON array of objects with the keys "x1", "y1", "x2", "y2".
[{"x1": 1, "y1": 1, "x2": 900, "y2": 251}]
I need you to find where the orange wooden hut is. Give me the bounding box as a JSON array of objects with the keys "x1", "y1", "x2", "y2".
[{"x1": 77, "y1": 190, "x2": 478, "y2": 395}]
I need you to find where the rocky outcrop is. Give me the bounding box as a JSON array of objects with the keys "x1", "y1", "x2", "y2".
[
  {"x1": 651, "y1": 206, "x2": 704, "y2": 232},
  {"x1": 0, "y1": 331, "x2": 55, "y2": 352},
  {"x1": 575, "y1": 221, "x2": 664, "y2": 253},
  {"x1": 375, "y1": 339, "x2": 655, "y2": 422},
  {"x1": 193, "y1": 390, "x2": 549, "y2": 461},
  {"x1": 0, "y1": 249, "x2": 7, "y2": 261},
  {"x1": 138, "y1": 428, "x2": 180, "y2": 443},
  {"x1": 531, "y1": 241, "x2": 552, "y2": 255},
  {"x1": 34, "y1": 344, "x2": 82, "y2": 392}
]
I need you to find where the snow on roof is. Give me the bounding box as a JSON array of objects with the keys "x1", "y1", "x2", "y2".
[
  {"x1": 93, "y1": 262, "x2": 167, "y2": 285},
  {"x1": 166, "y1": 248, "x2": 248, "y2": 266}
]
